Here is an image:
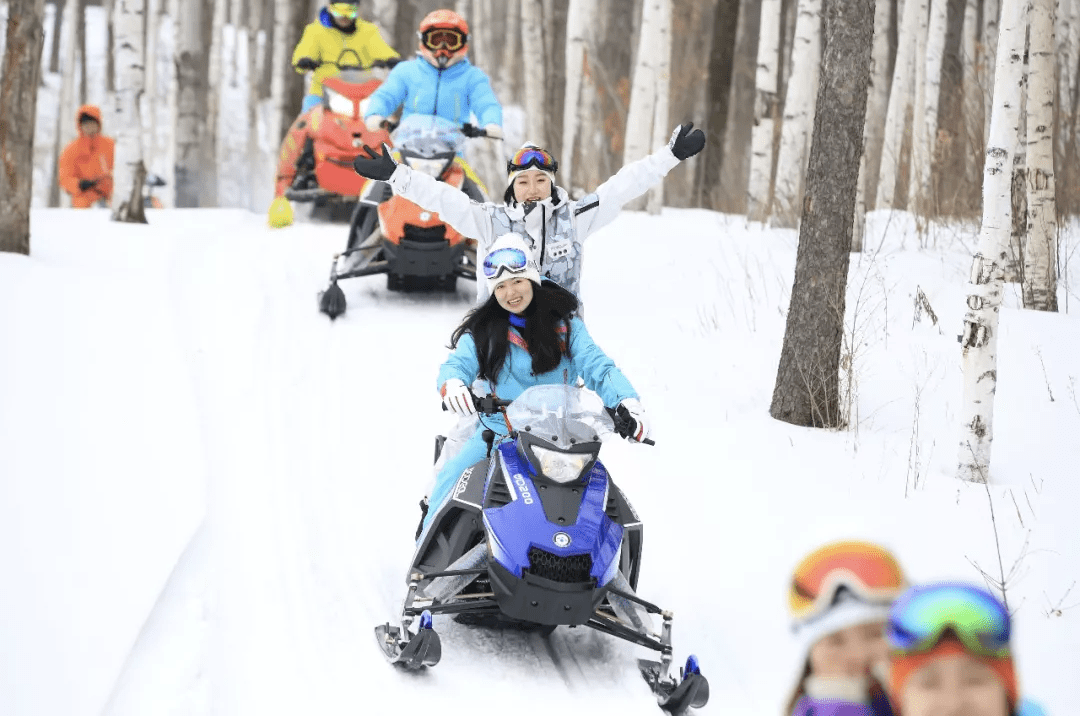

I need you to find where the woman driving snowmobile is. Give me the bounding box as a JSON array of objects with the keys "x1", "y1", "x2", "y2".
[{"x1": 422, "y1": 233, "x2": 651, "y2": 535}]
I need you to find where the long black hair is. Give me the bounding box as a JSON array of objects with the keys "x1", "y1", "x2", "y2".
[{"x1": 450, "y1": 280, "x2": 579, "y2": 381}]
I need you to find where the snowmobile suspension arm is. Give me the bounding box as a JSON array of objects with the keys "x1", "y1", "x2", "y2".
[
  {"x1": 607, "y1": 585, "x2": 664, "y2": 615},
  {"x1": 404, "y1": 599, "x2": 500, "y2": 617}
]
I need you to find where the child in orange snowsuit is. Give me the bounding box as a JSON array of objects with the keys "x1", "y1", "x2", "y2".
[{"x1": 58, "y1": 105, "x2": 115, "y2": 208}]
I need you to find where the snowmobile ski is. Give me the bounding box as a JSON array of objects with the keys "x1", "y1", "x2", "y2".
[{"x1": 374, "y1": 609, "x2": 442, "y2": 669}]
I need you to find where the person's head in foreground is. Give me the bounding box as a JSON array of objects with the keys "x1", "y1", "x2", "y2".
[
  {"x1": 887, "y1": 582, "x2": 1043, "y2": 716},
  {"x1": 786, "y1": 540, "x2": 908, "y2": 716}
]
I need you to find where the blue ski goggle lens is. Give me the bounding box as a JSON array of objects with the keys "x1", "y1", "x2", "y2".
[
  {"x1": 507, "y1": 147, "x2": 558, "y2": 174},
  {"x1": 888, "y1": 582, "x2": 1011, "y2": 658},
  {"x1": 483, "y1": 247, "x2": 529, "y2": 279}
]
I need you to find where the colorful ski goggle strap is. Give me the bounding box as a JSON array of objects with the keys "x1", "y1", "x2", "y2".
[
  {"x1": 328, "y1": 3, "x2": 358, "y2": 20},
  {"x1": 483, "y1": 247, "x2": 529, "y2": 279},
  {"x1": 507, "y1": 146, "x2": 558, "y2": 174},
  {"x1": 422, "y1": 28, "x2": 466, "y2": 52},
  {"x1": 789, "y1": 541, "x2": 906, "y2": 621},
  {"x1": 888, "y1": 582, "x2": 1011, "y2": 658}
]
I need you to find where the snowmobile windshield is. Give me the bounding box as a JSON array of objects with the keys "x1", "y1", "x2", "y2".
[
  {"x1": 392, "y1": 114, "x2": 467, "y2": 157},
  {"x1": 505, "y1": 385, "x2": 615, "y2": 448}
]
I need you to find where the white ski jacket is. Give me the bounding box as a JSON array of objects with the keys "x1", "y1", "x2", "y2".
[{"x1": 385, "y1": 145, "x2": 682, "y2": 306}]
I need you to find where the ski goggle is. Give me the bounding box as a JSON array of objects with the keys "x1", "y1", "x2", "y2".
[
  {"x1": 789, "y1": 541, "x2": 906, "y2": 620},
  {"x1": 507, "y1": 146, "x2": 558, "y2": 174},
  {"x1": 482, "y1": 247, "x2": 529, "y2": 279},
  {"x1": 422, "y1": 28, "x2": 466, "y2": 52},
  {"x1": 328, "y1": 3, "x2": 358, "y2": 20},
  {"x1": 888, "y1": 582, "x2": 1011, "y2": 658}
]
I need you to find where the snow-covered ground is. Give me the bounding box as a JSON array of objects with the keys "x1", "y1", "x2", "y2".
[{"x1": 2, "y1": 205, "x2": 1078, "y2": 716}]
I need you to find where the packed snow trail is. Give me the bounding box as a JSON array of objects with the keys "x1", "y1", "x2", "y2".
[{"x1": 99, "y1": 212, "x2": 670, "y2": 715}]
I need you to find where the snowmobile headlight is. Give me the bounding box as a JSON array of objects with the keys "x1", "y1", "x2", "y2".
[
  {"x1": 325, "y1": 88, "x2": 355, "y2": 118},
  {"x1": 531, "y1": 446, "x2": 594, "y2": 484},
  {"x1": 407, "y1": 157, "x2": 449, "y2": 178}
]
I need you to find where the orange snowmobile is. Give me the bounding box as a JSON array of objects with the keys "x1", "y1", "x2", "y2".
[
  {"x1": 276, "y1": 52, "x2": 395, "y2": 221},
  {"x1": 317, "y1": 115, "x2": 493, "y2": 319}
]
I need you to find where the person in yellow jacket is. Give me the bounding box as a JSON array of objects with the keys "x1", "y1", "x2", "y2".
[{"x1": 292, "y1": 2, "x2": 399, "y2": 114}]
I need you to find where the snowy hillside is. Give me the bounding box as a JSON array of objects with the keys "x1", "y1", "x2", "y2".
[{"x1": 2, "y1": 206, "x2": 1078, "y2": 715}]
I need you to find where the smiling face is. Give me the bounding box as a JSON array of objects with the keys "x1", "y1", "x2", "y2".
[
  {"x1": 494, "y1": 277, "x2": 534, "y2": 314},
  {"x1": 512, "y1": 171, "x2": 551, "y2": 203},
  {"x1": 899, "y1": 653, "x2": 1010, "y2": 716},
  {"x1": 808, "y1": 621, "x2": 889, "y2": 678}
]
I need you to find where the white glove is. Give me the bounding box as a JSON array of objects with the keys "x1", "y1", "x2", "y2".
[
  {"x1": 364, "y1": 115, "x2": 385, "y2": 133},
  {"x1": 441, "y1": 379, "x2": 476, "y2": 415},
  {"x1": 483, "y1": 123, "x2": 503, "y2": 139},
  {"x1": 619, "y1": 398, "x2": 651, "y2": 442}
]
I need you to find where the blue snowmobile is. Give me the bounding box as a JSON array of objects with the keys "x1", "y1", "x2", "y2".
[{"x1": 374, "y1": 385, "x2": 710, "y2": 715}]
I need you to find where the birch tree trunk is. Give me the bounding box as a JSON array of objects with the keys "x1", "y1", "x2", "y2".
[
  {"x1": 748, "y1": 0, "x2": 783, "y2": 221},
  {"x1": 174, "y1": 0, "x2": 209, "y2": 206},
  {"x1": 962, "y1": 0, "x2": 983, "y2": 186},
  {"x1": 770, "y1": 0, "x2": 822, "y2": 228},
  {"x1": 770, "y1": 0, "x2": 874, "y2": 427},
  {"x1": 202, "y1": 0, "x2": 226, "y2": 206},
  {"x1": 907, "y1": 0, "x2": 930, "y2": 218},
  {"x1": 645, "y1": 0, "x2": 672, "y2": 214},
  {"x1": 246, "y1": 0, "x2": 263, "y2": 211},
  {"x1": 500, "y1": 0, "x2": 523, "y2": 104},
  {"x1": 521, "y1": 0, "x2": 548, "y2": 144},
  {"x1": 853, "y1": 0, "x2": 893, "y2": 249},
  {"x1": 958, "y1": 0, "x2": 1025, "y2": 483},
  {"x1": 1023, "y1": 0, "x2": 1058, "y2": 310},
  {"x1": 110, "y1": 0, "x2": 148, "y2": 223},
  {"x1": 48, "y1": 0, "x2": 83, "y2": 208},
  {"x1": 916, "y1": 0, "x2": 949, "y2": 216},
  {"x1": 983, "y1": 0, "x2": 1001, "y2": 139},
  {"x1": 623, "y1": 0, "x2": 667, "y2": 211},
  {"x1": 1055, "y1": 0, "x2": 1079, "y2": 214},
  {"x1": 877, "y1": 0, "x2": 919, "y2": 209},
  {"x1": 48, "y1": 0, "x2": 64, "y2": 72},
  {"x1": 142, "y1": 0, "x2": 159, "y2": 163},
  {"x1": 715, "y1": 0, "x2": 760, "y2": 212},
  {"x1": 0, "y1": 0, "x2": 46, "y2": 255},
  {"x1": 562, "y1": 0, "x2": 599, "y2": 192}
]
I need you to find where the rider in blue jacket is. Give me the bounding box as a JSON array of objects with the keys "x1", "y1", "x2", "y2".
[
  {"x1": 363, "y1": 9, "x2": 503, "y2": 137},
  {"x1": 422, "y1": 234, "x2": 651, "y2": 538}
]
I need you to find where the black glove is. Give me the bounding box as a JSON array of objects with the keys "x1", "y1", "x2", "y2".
[
  {"x1": 668, "y1": 122, "x2": 706, "y2": 161},
  {"x1": 78, "y1": 179, "x2": 98, "y2": 191},
  {"x1": 295, "y1": 57, "x2": 319, "y2": 71},
  {"x1": 353, "y1": 143, "x2": 398, "y2": 181},
  {"x1": 383, "y1": 57, "x2": 401, "y2": 69},
  {"x1": 461, "y1": 123, "x2": 484, "y2": 138}
]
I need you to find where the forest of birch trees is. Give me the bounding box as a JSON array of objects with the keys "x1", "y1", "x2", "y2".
[{"x1": 2, "y1": 0, "x2": 1076, "y2": 276}]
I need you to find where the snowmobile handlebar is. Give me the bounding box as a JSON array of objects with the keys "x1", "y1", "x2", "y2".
[
  {"x1": 443, "y1": 393, "x2": 654, "y2": 445},
  {"x1": 297, "y1": 57, "x2": 401, "y2": 72}
]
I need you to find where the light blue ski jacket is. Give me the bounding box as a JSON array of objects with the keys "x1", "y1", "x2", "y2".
[
  {"x1": 437, "y1": 316, "x2": 638, "y2": 433},
  {"x1": 363, "y1": 55, "x2": 502, "y2": 128}
]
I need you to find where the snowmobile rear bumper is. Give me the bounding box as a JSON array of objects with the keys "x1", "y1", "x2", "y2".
[{"x1": 382, "y1": 238, "x2": 468, "y2": 278}]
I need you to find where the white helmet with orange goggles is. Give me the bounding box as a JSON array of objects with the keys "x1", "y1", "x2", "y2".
[
  {"x1": 418, "y1": 10, "x2": 469, "y2": 68},
  {"x1": 788, "y1": 541, "x2": 908, "y2": 653}
]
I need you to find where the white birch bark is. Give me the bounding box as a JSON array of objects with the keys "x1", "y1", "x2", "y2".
[
  {"x1": 173, "y1": 0, "x2": 208, "y2": 206},
  {"x1": 500, "y1": 0, "x2": 522, "y2": 103},
  {"x1": 853, "y1": 0, "x2": 893, "y2": 248},
  {"x1": 962, "y1": 0, "x2": 983, "y2": 185},
  {"x1": 907, "y1": 0, "x2": 930, "y2": 216},
  {"x1": 748, "y1": 0, "x2": 783, "y2": 222},
  {"x1": 916, "y1": 0, "x2": 948, "y2": 215},
  {"x1": 57, "y1": 0, "x2": 82, "y2": 150},
  {"x1": 983, "y1": 0, "x2": 1001, "y2": 139},
  {"x1": 623, "y1": 0, "x2": 665, "y2": 211},
  {"x1": 958, "y1": 0, "x2": 1025, "y2": 483},
  {"x1": 1055, "y1": 0, "x2": 1077, "y2": 188},
  {"x1": 521, "y1": 0, "x2": 548, "y2": 144},
  {"x1": 645, "y1": 0, "x2": 671, "y2": 215},
  {"x1": 110, "y1": 0, "x2": 147, "y2": 221},
  {"x1": 1024, "y1": 0, "x2": 1058, "y2": 310},
  {"x1": 561, "y1": 0, "x2": 598, "y2": 192},
  {"x1": 202, "y1": 0, "x2": 226, "y2": 206},
  {"x1": 142, "y1": 0, "x2": 158, "y2": 163},
  {"x1": 877, "y1": 0, "x2": 919, "y2": 209},
  {"x1": 245, "y1": 0, "x2": 262, "y2": 211},
  {"x1": 771, "y1": 0, "x2": 822, "y2": 227}
]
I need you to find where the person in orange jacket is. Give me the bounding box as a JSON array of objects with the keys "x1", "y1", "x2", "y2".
[{"x1": 58, "y1": 105, "x2": 115, "y2": 208}]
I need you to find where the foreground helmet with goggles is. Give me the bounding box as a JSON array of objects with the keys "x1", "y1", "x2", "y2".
[
  {"x1": 327, "y1": 2, "x2": 358, "y2": 20},
  {"x1": 788, "y1": 540, "x2": 907, "y2": 622},
  {"x1": 482, "y1": 233, "x2": 541, "y2": 293},
  {"x1": 507, "y1": 146, "x2": 558, "y2": 175},
  {"x1": 888, "y1": 582, "x2": 1011, "y2": 658}
]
